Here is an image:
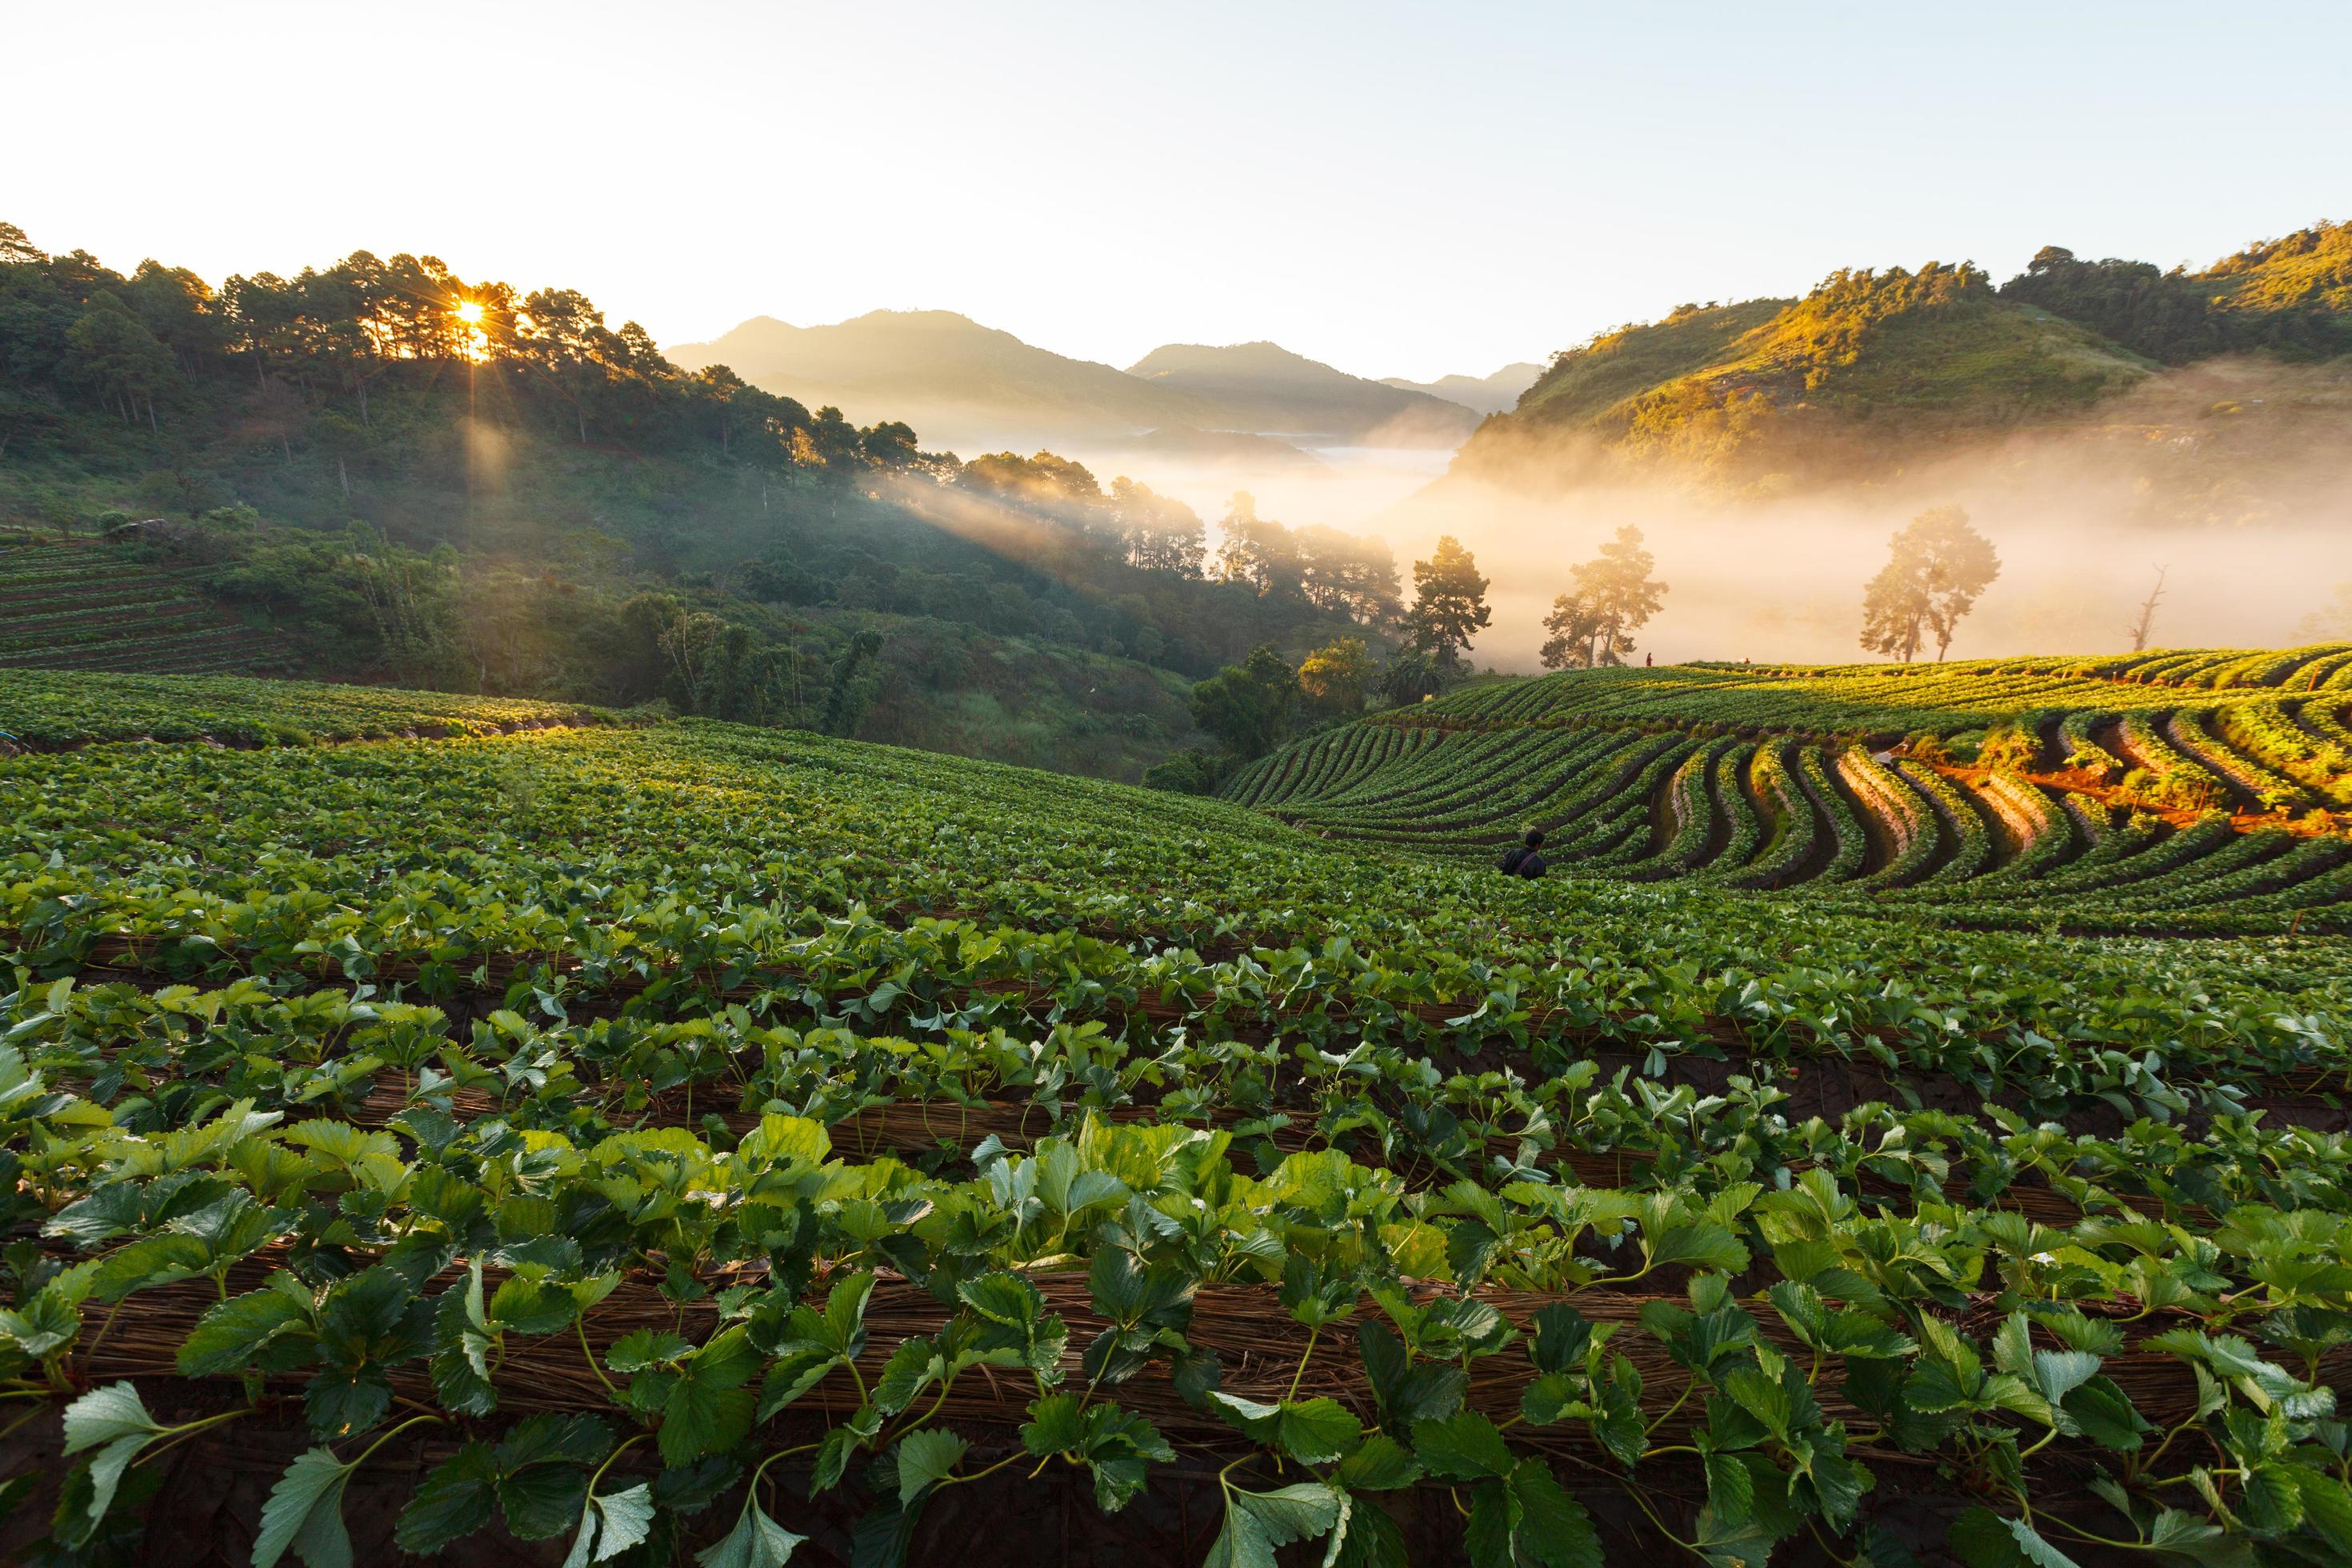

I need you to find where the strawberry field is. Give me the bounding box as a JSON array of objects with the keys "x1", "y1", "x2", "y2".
[
  {"x1": 0, "y1": 538, "x2": 294, "y2": 679},
  {"x1": 1228, "y1": 647, "x2": 2352, "y2": 934},
  {"x1": 6, "y1": 667, "x2": 2352, "y2": 1566}
]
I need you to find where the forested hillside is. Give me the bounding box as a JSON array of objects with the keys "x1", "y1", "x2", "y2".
[
  {"x1": 0, "y1": 225, "x2": 1395, "y2": 778},
  {"x1": 2003, "y1": 221, "x2": 2352, "y2": 364},
  {"x1": 1454, "y1": 219, "x2": 2352, "y2": 489}
]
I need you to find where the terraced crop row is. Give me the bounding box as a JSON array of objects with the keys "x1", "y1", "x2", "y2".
[
  {"x1": 1236, "y1": 652, "x2": 2352, "y2": 933},
  {"x1": 0, "y1": 536, "x2": 293, "y2": 677}
]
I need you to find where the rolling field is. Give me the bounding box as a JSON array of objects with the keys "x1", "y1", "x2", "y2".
[
  {"x1": 5, "y1": 666, "x2": 2352, "y2": 1566},
  {"x1": 0, "y1": 535, "x2": 293, "y2": 677},
  {"x1": 1228, "y1": 647, "x2": 2352, "y2": 934}
]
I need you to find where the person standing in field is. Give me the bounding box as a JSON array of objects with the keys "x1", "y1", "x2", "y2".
[{"x1": 1498, "y1": 829, "x2": 1548, "y2": 878}]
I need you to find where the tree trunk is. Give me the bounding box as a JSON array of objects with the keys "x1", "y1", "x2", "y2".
[
  {"x1": 338, "y1": 457, "x2": 350, "y2": 498},
  {"x1": 146, "y1": 398, "x2": 159, "y2": 434},
  {"x1": 578, "y1": 407, "x2": 587, "y2": 444},
  {"x1": 358, "y1": 381, "x2": 369, "y2": 428},
  {"x1": 282, "y1": 432, "x2": 293, "y2": 463}
]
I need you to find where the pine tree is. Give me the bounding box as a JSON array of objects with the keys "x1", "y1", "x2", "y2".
[{"x1": 1406, "y1": 535, "x2": 1490, "y2": 670}]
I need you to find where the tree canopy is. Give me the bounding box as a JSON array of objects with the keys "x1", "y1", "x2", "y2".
[
  {"x1": 1405, "y1": 535, "x2": 1490, "y2": 670},
  {"x1": 1557, "y1": 525, "x2": 1666, "y2": 666},
  {"x1": 1213, "y1": 494, "x2": 1401, "y2": 624},
  {"x1": 1296, "y1": 635, "x2": 1373, "y2": 714},
  {"x1": 1538, "y1": 592, "x2": 1607, "y2": 670},
  {"x1": 1186, "y1": 642, "x2": 1298, "y2": 759},
  {"x1": 1858, "y1": 506, "x2": 2002, "y2": 662}
]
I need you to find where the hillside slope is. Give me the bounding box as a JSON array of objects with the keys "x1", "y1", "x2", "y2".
[
  {"x1": 1457, "y1": 265, "x2": 2152, "y2": 481},
  {"x1": 2004, "y1": 218, "x2": 2352, "y2": 364},
  {"x1": 1451, "y1": 222, "x2": 2352, "y2": 491},
  {"x1": 0, "y1": 227, "x2": 1416, "y2": 781},
  {"x1": 0, "y1": 534, "x2": 291, "y2": 675}
]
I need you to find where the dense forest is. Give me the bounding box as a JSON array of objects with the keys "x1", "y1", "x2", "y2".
[
  {"x1": 2002, "y1": 223, "x2": 2352, "y2": 364},
  {"x1": 0, "y1": 224, "x2": 1396, "y2": 778}
]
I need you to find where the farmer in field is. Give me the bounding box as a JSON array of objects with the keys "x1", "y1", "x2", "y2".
[{"x1": 1498, "y1": 828, "x2": 1548, "y2": 878}]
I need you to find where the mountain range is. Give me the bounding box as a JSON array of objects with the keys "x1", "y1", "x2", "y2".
[
  {"x1": 1379, "y1": 363, "x2": 1543, "y2": 416},
  {"x1": 667, "y1": 312, "x2": 1506, "y2": 458},
  {"x1": 1124, "y1": 341, "x2": 1480, "y2": 447}
]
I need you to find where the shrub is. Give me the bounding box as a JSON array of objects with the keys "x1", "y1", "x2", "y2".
[{"x1": 1143, "y1": 748, "x2": 1223, "y2": 795}]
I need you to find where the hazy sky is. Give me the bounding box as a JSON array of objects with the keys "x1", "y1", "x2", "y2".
[{"x1": 11, "y1": 0, "x2": 2349, "y2": 382}]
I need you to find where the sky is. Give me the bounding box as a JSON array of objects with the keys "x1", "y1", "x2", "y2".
[{"x1": 10, "y1": 0, "x2": 2351, "y2": 383}]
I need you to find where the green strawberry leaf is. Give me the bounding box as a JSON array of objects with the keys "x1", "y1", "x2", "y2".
[
  {"x1": 254, "y1": 1446, "x2": 359, "y2": 1568},
  {"x1": 1411, "y1": 1412, "x2": 1514, "y2": 1482},
  {"x1": 61, "y1": 1382, "x2": 163, "y2": 1455},
  {"x1": 696, "y1": 1497, "x2": 807, "y2": 1568},
  {"x1": 561, "y1": 1482, "x2": 654, "y2": 1568},
  {"x1": 394, "y1": 1443, "x2": 500, "y2": 1554},
  {"x1": 895, "y1": 1429, "x2": 968, "y2": 1504}
]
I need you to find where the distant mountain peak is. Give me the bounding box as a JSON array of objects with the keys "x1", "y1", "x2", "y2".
[
  {"x1": 837, "y1": 308, "x2": 989, "y2": 330},
  {"x1": 1125, "y1": 339, "x2": 1481, "y2": 447},
  {"x1": 1378, "y1": 362, "x2": 1544, "y2": 417},
  {"x1": 1128, "y1": 340, "x2": 1318, "y2": 375}
]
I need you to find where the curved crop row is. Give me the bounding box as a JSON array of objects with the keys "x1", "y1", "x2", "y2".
[{"x1": 1724, "y1": 739, "x2": 1821, "y2": 889}]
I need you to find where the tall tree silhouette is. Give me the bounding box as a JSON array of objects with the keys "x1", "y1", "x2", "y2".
[
  {"x1": 1566, "y1": 526, "x2": 1667, "y2": 666},
  {"x1": 1859, "y1": 506, "x2": 2001, "y2": 662},
  {"x1": 1406, "y1": 535, "x2": 1490, "y2": 671}
]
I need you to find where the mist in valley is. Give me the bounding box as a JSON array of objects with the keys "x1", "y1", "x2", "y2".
[{"x1": 1059, "y1": 354, "x2": 2352, "y2": 672}]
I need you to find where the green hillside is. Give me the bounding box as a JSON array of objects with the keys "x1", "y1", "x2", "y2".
[
  {"x1": 2207, "y1": 218, "x2": 2352, "y2": 324},
  {"x1": 1460, "y1": 220, "x2": 2352, "y2": 485},
  {"x1": 2006, "y1": 218, "x2": 2352, "y2": 364},
  {"x1": 6, "y1": 665, "x2": 2352, "y2": 1565},
  {"x1": 1507, "y1": 297, "x2": 1788, "y2": 426},
  {"x1": 1464, "y1": 264, "x2": 2152, "y2": 477}
]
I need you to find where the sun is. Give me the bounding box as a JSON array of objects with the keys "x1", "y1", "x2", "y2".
[{"x1": 450, "y1": 298, "x2": 491, "y2": 361}]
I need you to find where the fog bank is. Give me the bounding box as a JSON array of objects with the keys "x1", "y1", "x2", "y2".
[{"x1": 1074, "y1": 356, "x2": 2352, "y2": 670}]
